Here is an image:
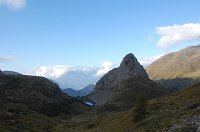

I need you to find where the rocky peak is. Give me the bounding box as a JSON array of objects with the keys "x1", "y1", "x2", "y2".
[
  {"x1": 89, "y1": 53, "x2": 153, "y2": 105},
  {"x1": 97, "y1": 53, "x2": 148, "y2": 89},
  {"x1": 119, "y1": 53, "x2": 148, "y2": 79},
  {"x1": 120, "y1": 53, "x2": 137, "y2": 69}
]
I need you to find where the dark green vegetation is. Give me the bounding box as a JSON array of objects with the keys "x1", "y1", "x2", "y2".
[
  {"x1": 0, "y1": 75, "x2": 88, "y2": 131},
  {"x1": 133, "y1": 94, "x2": 147, "y2": 123},
  {"x1": 146, "y1": 44, "x2": 200, "y2": 89}
]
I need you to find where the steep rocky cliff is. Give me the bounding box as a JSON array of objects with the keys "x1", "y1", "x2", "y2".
[{"x1": 89, "y1": 53, "x2": 167, "y2": 107}]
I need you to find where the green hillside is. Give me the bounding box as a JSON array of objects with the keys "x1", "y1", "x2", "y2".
[{"x1": 0, "y1": 75, "x2": 88, "y2": 131}]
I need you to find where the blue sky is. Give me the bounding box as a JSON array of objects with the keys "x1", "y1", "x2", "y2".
[{"x1": 1, "y1": 0, "x2": 200, "y2": 76}]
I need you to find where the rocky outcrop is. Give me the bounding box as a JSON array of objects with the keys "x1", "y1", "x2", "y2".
[
  {"x1": 165, "y1": 114, "x2": 200, "y2": 132},
  {"x1": 119, "y1": 53, "x2": 149, "y2": 79},
  {"x1": 89, "y1": 53, "x2": 167, "y2": 106}
]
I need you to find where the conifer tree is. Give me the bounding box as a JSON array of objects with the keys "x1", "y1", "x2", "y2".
[{"x1": 133, "y1": 93, "x2": 147, "y2": 123}]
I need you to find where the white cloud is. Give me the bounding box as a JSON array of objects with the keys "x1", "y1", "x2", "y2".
[
  {"x1": 0, "y1": 0, "x2": 26, "y2": 10},
  {"x1": 32, "y1": 61, "x2": 114, "y2": 79},
  {"x1": 28, "y1": 62, "x2": 114, "y2": 89},
  {"x1": 147, "y1": 35, "x2": 155, "y2": 41},
  {"x1": 139, "y1": 54, "x2": 165, "y2": 67},
  {"x1": 0, "y1": 56, "x2": 15, "y2": 61},
  {"x1": 155, "y1": 23, "x2": 200, "y2": 49},
  {"x1": 30, "y1": 65, "x2": 99, "y2": 79},
  {"x1": 96, "y1": 61, "x2": 113, "y2": 76},
  {"x1": 35, "y1": 65, "x2": 70, "y2": 79}
]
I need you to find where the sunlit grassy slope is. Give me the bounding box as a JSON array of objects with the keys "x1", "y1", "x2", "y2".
[
  {"x1": 146, "y1": 45, "x2": 200, "y2": 80},
  {"x1": 146, "y1": 45, "x2": 200, "y2": 89}
]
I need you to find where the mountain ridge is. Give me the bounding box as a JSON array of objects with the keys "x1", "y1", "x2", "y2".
[
  {"x1": 2, "y1": 71, "x2": 22, "y2": 75},
  {"x1": 0, "y1": 75, "x2": 88, "y2": 116},
  {"x1": 146, "y1": 44, "x2": 200, "y2": 89}
]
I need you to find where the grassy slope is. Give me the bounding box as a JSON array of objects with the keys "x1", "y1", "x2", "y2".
[
  {"x1": 0, "y1": 110, "x2": 56, "y2": 132},
  {"x1": 0, "y1": 75, "x2": 88, "y2": 131},
  {"x1": 146, "y1": 45, "x2": 200, "y2": 80},
  {"x1": 54, "y1": 83, "x2": 200, "y2": 132}
]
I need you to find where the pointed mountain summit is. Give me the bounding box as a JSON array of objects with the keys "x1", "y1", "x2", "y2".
[
  {"x1": 119, "y1": 53, "x2": 148, "y2": 79},
  {"x1": 89, "y1": 53, "x2": 167, "y2": 107}
]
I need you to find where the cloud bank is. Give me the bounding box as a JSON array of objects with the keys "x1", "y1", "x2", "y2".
[
  {"x1": 35, "y1": 65, "x2": 70, "y2": 79},
  {"x1": 139, "y1": 54, "x2": 164, "y2": 67},
  {"x1": 0, "y1": 0, "x2": 26, "y2": 10},
  {"x1": 0, "y1": 56, "x2": 15, "y2": 61},
  {"x1": 29, "y1": 61, "x2": 114, "y2": 89},
  {"x1": 96, "y1": 61, "x2": 113, "y2": 76},
  {"x1": 155, "y1": 23, "x2": 200, "y2": 49}
]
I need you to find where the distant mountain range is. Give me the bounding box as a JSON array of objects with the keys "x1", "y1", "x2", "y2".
[
  {"x1": 146, "y1": 44, "x2": 200, "y2": 89},
  {"x1": 62, "y1": 84, "x2": 95, "y2": 97}
]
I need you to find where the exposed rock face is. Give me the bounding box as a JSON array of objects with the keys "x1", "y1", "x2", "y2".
[
  {"x1": 166, "y1": 114, "x2": 200, "y2": 132},
  {"x1": 95, "y1": 53, "x2": 148, "y2": 91},
  {"x1": 119, "y1": 53, "x2": 149, "y2": 80},
  {"x1": 89, "y1": 53, "x2": 166, "y2": 106}
]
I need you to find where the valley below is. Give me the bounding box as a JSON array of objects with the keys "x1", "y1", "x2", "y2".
[
  {"x1": 1, "y1": 47, "x2": 200, "y2": 132},
  {"x1": 52, "y1": 83, "x2": 200, "y2": 132},
  {"x1": 1, "y1": 0, "x2": 200, "y2": 131}
]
